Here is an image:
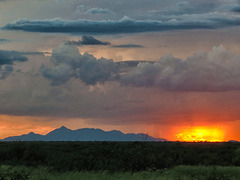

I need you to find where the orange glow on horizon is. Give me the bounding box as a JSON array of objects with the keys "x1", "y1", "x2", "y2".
[
  {"x1": 2, "y1": 114, "x2": 240, "y2": 142},
  {"x1": 176, "y1": 127, "x2": 224, "y2": 142}
]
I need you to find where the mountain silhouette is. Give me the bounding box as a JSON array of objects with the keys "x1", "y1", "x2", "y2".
[
  {"x1": 2, "y1": 126, "x2": 166, "y2": 141},
  {"x1": 228, "y1": 140, "x2": 239, "y2": 143}
]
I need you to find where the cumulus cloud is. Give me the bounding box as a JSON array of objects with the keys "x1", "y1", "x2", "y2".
[
  {"x1": 66, "y1": 36, "x2": 111, "y2": 46},
  {"x1": 1, "y1": 45, "x2": 240, "y2": 126},
  {"x1": 41, "y1": 44, "x2": 118, "y2": 85},
  {"x1": 85, "y1": 7, "x2": 113, "y2": 15},
  {"x1": 2, "y1": 13, "x2": 240, "y2": 34},
  {"x1": 122, "y1": 45, "x2": 240, "y2": 92},
  {"x1": 40, "y1": 44, "x2": 240, "y2": 92},
  {"x1": 111, "y1": 44, "x2": 143, "y2": 48}
]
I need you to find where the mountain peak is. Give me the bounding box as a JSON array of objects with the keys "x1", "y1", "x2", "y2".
[
  {"x1": 28, "y1": 132, "x2": 36, "y2": 135},
  {"x1": 59, "y1": 126, "x2": 69, "y2": 130},
  {"x1": 228, "y1": 140, "x2": 239, "y2": 143}
]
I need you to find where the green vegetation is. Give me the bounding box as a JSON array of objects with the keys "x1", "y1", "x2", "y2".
[
  {"x1": 0, "y1": 141, "x2": 240, "y2": 179},
  {"x1": 0, "y1": 141, "x2": 240, "y2": 172}
]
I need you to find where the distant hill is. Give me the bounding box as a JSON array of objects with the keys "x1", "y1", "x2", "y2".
[
  {"x1": 2, "y1": 126, "x2": 166, "y2": 141},
  {"x1": 228, "y1": 140, "x2": 239, "y2": 143}
]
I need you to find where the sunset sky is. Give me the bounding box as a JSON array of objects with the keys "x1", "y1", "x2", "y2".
[{"x1": 1, "y1": 0, "x2": 240, "y2": 141}]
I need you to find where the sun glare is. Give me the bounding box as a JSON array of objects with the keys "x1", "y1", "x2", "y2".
[{"x1": 176, "y1": 127, "x2": 224, "y2": 142}]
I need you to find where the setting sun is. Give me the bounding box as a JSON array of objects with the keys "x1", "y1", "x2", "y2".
[{"x1": 176, "y1": 127, "x2": 224, "y2": 142}]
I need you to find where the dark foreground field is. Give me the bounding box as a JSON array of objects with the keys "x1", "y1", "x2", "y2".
[
  {"x1": 1, "y1": 165, "x2": 240, "y2": 180},
  {"x1": 1, "y1": 141, "x2": 240, "y2": 179}
]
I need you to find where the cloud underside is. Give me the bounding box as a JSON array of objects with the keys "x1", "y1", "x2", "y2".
[
  {"x1": 41, "y1": 44, "x2": 240, "y2": 92},
  {"x1": 2, "y1": 14, "x2": 240, "y2": 34}
]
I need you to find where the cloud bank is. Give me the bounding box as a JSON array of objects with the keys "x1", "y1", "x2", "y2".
[
  {"x1": 122, "y1": 45, "x2": 240, "y2": 91},
  {"x1": 41, "y1": 45, "x2": 240, "y2": 92},
  {"x1": 1, "y1": 45, "x2": 240, "y2": 126},
  {"x1": 3, "y1": 14, "x2": 240, "y2": 34}
]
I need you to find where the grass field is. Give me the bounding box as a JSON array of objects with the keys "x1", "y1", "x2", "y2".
[{"x1": 1, "y1": 165, "x2": 240, "y2": 180}]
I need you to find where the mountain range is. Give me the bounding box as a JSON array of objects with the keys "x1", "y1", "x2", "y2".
[{"x1": 2, "y1": 126, "x2": 166, "y2": 141}]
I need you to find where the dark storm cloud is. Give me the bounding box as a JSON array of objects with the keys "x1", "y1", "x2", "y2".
[
  {"x1": 0, "y1": 50, "x2": 27, "y2": 79},
  {"x1": 41, "y1": 44, "x2": 118, "y2": 85},
  {"x1": 3, "y1": 14, "x2": 240, "y2": 34},
  {"x1": 66, "y1": 36, "x2": 111, "y2": 46},
  {"x1": 0, "y1": 50, "x2": 28, "y2": 65},
  {"x1": 111, "y1": 44, "x2": 143, "y2": 48},
  {"x1": 122, "y1": 46, "x2": 240, "y2": 92}
]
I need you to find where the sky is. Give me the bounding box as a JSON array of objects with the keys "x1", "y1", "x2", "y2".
[{"x1": 1, "y1": 0, "x2": 240, "y2": 141}]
